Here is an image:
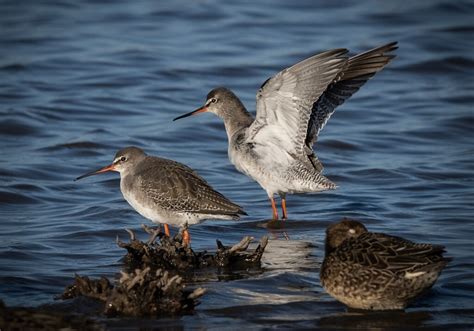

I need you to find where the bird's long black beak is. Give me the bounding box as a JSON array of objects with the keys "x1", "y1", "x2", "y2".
[
  {"x1": 173, "y1": 106, "x2": 208, "y2": 121},
  {"x1": 74, "y1": 164, "x2": 116, "y2": 181}
]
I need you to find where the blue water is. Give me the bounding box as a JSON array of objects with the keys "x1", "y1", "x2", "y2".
[{"x1": 1, "y1": 0, "x2": 473, "y2": 329}]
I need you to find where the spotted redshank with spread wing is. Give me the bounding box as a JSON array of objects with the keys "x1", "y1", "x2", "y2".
[
  {"x1": 320, "y1": 219, "x2": 450, "y2": 310},
  {"x1": 174, "y1": 42, "x2": 397, "y2": 220},
  {"x1": 75, "y1": 146, "x2": 246, "y2": 245}
]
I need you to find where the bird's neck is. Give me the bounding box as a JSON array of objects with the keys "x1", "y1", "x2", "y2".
[
  {"x1": 221, "y1": 107, "x2": 254, "y2": 141},
  {"x1": 324, "y1": 237, "x2": 335, "y2": 256}
]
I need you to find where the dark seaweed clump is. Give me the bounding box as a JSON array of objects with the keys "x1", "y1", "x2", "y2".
[
  {"x1": 58, "y1": 267, "x2": 205, "y2": 317},
  {"x1": 57, "y1": 225, "x2": 268, "y2": 317},
  {"x1": 117, "y1": 224, "x2": 268, "y2": 272}
]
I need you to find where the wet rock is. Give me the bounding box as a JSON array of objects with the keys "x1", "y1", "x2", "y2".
[
  {"x1": 117, "y1": 224, "x2": 268, "y2": 272},
  {"x1": 59, "y1": 268, "x2": 205, "y2": 317}
]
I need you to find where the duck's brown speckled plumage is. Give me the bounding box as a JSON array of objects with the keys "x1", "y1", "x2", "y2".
[{"x1": 320, "y1": 220, "x2": 451, "y2": 310}]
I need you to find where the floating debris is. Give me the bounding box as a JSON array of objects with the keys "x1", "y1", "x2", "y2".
[
  {"x1": 59, "y1": 268, "x2": 205, "y2": 317},
  {"x1": 117, "y1": 224, "x2": 268, "y2": 272}
]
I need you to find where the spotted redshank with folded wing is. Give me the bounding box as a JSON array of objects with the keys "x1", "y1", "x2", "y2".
[
  {"x1": 174, "y1": 42, "x2": 397, "y2": 220},
  {"x1": 75, "y1": 146, "x2": 246, "y2": 245}
]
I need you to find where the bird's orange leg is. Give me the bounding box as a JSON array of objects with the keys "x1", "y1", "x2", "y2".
[
  {"x1": 164, "y1": 224, "x2": 170, "y2": 237},
  {"x1": 281, "y1": 198, "x2": 288, "y2": 220},
  {"x1": 270, "y1": 197, "x2": 279, "y2": 220},
  {"x1": 183, "y1": 229, "x2": 191, "y2": 246}
]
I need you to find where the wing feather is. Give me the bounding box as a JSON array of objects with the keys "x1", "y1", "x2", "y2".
[
  {"x1": 247, "y1": 48, "x2": 349, "y2": 157},
  {"x1": 135, "y1": 159, "x2": 244, "y2": 215},
  {"x1": 336, "y1": 232, "x2": 449, "y2": 275},
  {"x1": 306, "y1": 42, "x2": 398, "y2": 149}
]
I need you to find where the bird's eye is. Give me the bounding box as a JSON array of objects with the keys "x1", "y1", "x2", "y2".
[
  {"x1": 210, "y1": 98, "x2": 217, "y2": 103},
  {"x1": 120, "y1": 156, "x2": 127, "y2": 162}
]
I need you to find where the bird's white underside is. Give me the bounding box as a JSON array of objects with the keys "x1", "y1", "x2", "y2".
[{"x1": 121, "y1": 184, "x2": 234, "y2": 228}]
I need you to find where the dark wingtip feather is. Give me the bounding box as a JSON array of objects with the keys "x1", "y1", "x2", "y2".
[
  {"x1": 350, "y1": 41, "x2": 398, "y2": 61},
  {"x1": 341, "y1": 42, "x2": 398, "y2": 80},
  {"x1": 260, "y1": 77, "x2": 271, "y2": 89},
  {"x1": 374, "y1": 41, "x2": 399, "y2": 53}
]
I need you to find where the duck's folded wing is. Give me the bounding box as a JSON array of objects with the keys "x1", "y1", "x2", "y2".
[
  {"x1": 338, "y1": 232, "x2": 449, "y2": 274},
  {"x1": 247, "y1": 48, "x2": 349, "y2": 158}
]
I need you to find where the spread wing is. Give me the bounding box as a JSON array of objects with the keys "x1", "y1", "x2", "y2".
[
  {"x1": 306, "y1": 42, "x2": 398, "y2": 149},
  {"x1": 246, "y1": 48, "x2": 349, "y2": 158}
]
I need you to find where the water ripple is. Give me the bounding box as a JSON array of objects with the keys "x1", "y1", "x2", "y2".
[{"x1": 0, "y1": 0, "x2": 472, "y2": 328}]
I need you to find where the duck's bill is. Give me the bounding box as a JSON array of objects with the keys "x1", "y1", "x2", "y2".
[
  {"x1": 74, "y1": 164, "x2": 115, "y2": 181},
  {"x1": 173, "y1": 106, "x2": 207, "y2": 121}
]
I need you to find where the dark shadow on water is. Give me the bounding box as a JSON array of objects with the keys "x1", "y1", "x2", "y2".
[
  {"x1": 316, "y1": 310, "x2": 433, "y2": 330},
  {"x1": 245, "y1": 218, "x2": 330, "y2": 230},
  {"x1": 204, "y1": 303, "x2": 441, "y2": 330}
]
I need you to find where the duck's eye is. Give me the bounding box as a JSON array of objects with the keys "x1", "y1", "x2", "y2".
[
  {"x1": 120, "y1": 156, "x2": 127, "y2": 162},
  {"x1": 210, "y1": 98, "x2": 217, "y2": 103}
]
